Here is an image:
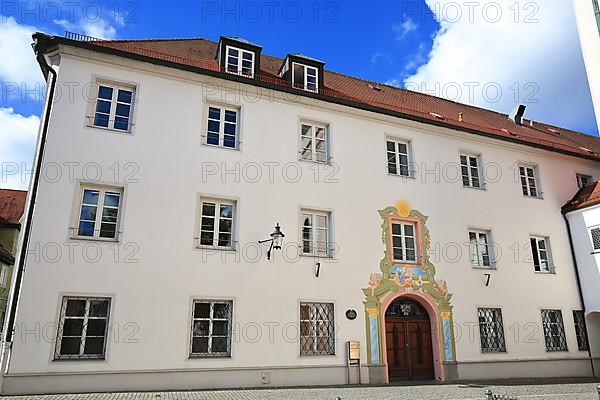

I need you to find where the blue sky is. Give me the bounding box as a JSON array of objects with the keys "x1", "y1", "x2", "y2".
[{"x1": 0, "y1": 0, "x2": 598, "y2": 189}]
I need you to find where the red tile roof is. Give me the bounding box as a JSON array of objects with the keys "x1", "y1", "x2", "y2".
[
  {"x1": 563, "y1": 181, "x2": 600, "y2": 213},
  {"x1": 0, "y1": 189, "x2": 27, "y2": 226},
  {"x1": 57, "y1": 35, "x2": 600, "y2": 161}
]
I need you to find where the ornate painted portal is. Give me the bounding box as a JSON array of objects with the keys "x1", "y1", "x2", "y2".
[{"x1": 362, "y1": 200, "x2": 457, "y2": 380}]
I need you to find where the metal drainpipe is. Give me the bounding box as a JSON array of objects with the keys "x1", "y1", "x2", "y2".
[
  {"x1": 0, "y1": 35, "x2": 57, "y2": 375},
  {"x1": 562, "y1": 212, "x2": 596, "y2": 378}
]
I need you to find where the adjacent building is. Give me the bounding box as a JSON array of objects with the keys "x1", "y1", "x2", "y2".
[
  {"x1": 563, "y1": 182, "x2": 600, "y2": 375},
  {"x1": 0, "y1": 189, "x2": 27, "y2": 332},
  {"x1": 1, "y1": 32, "x2": 600, "y2": 394},
  {"x1": 573, "y1": 0, "x2": 600, "y2": 133}
]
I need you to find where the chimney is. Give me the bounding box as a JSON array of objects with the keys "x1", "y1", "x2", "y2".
[
  {"x1": 458, "y1": 112, "x2": 464, "y2": 122},
  {"x1": 509, "y1": 104, "x2": 526, "y2": 126}
]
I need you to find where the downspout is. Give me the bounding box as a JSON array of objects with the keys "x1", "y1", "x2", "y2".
[
  {"x1": 0, "y1": 34, "x2": 57, "y2": 377},
  {"x1": 562, "y1": 212, "x2": 596, "y2": 377}
]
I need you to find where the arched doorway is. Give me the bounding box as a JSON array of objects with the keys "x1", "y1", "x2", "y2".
[{"x1": 384, "y1": 297, "x2": 435, "y2": 381}]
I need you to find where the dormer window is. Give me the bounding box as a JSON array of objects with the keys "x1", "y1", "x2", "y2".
[
  {"x1": 226, "y1": 46, "x2": 254, "y2": 77},
  {"x1": 293, "y1": 63, "x2": 318, "y2": 92},
  {"x1": 279, "y1": 54, "x2": 325, "y2": 94},
  {"x1": 217, "y1": 36, "x2": 262, "y2": 79}
]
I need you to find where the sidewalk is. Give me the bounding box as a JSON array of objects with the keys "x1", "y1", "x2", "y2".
[{"x1": 1, "y1": 381, "x2": 599, "y2": 400}]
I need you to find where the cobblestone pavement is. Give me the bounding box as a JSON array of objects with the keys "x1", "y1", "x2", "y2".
[{"x1": 2, "y1": 383, "x2": 599, "y2": 400}]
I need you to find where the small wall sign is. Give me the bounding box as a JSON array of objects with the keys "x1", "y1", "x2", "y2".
[{"x1": 346, "y1": 309, "x2": 357, "y2": 320}]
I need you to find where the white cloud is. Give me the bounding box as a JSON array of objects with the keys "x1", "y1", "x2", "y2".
[
  {"x1": 402, "y1": 0, "x2": 598, "y2": 134},
  {"x1": 0, "y1": 108, "x2": 39, "y2": 190},
  {"x1": 0, "y1": 17, "x2": 43, "y2": 89},
  {"x1": 393, "y1": 17, "x2": 419, "y2": 41}
]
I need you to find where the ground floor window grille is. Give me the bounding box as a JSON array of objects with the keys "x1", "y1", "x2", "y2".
[
  {"x1": 300, "y1": 302, "x2": 335, "y2": 355},
  {"x1": 573, "y1": 310, "x2": 589, "y2": 351},
  {"x1": 55, "y1": 297, "x2": 110, "y2": 359},
  {"x1": 541, "y1": 309, "x2": 568, "y2": 351},
  {"x1": 478, "y1": 308, "x2": 506, "y2": 352},
  {"x1": 190, "y1": 300, "x2": 233, "y2": 357}
]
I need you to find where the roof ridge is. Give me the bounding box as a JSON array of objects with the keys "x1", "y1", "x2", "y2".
[{"x1": 101, "y1": 37, "x2": 211, "y2": 43}]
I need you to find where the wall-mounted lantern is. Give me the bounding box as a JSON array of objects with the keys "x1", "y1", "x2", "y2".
[{"x1": 259, "y1": 223, "x2": 285, "y2": 260}]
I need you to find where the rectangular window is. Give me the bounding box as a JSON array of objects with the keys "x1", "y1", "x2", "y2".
[
  {"x1": 198, "y1": 199, "x2": 235, "y2": 249},
  {"x1": 577, "y1": 174, "x2": 592, "y2": 189},
  {"x1": 300, "y1": 123, "x2": 328, "y2": 163},
  {"x1": 530, "y1": 236, "x2": 552, "y2": 272},
  {"x1": 590, "y1": 227, "x2": 600, "y2": 251},
  {"x1": 300, "y1": 302, "x2": 335, "y2": 355},
  {"x1": 391, "y1": 221, "x2": 417, "y2": 263},
  {"x1": 301, "y1": 210, "x2": 331, "y2": 256},
  {"x1": 75, "y1": 185, "x2": 122, "y2": 240},
  {"x1": 292, "y1": 63, "x2": 318, "y2": 92},
  {"x1": 0, "y1": 265, "x2": 7, "y2": 288},
  {"x1": 460, "y1": 154, "x2": 481, "y2": 188},
  {"x1": 225, "y1": 46, "x2": 254, "y2": 77},
  {"x1": 469, "y1": 230, "x2": 492, "y2": 268},
  {"x1": 478, "y1": 308, "x2": 506, "y2": 353},
  {"x1": 519, "y1": 165, "x2": 540, "y2": 197},
  {"x1": 55, "y1": 297, "x2": 110, "y2": 360},
  {"x1": 92, "y1": 82, "x2": 134, "y2": 132},
  {"x1": 573, "y1": 310, "x2": 590, "y2": 351},
  {"x1": 190, "y1": 300, "x2": 233, "y2": 357},
  {"x1": 541, "y1": 309, "x2": 568, "y2": 351},
  {"x1": 206, "y1": 105, "x2": 239, "y2": 149},
  {"x1": 386, "y1": 139, "x2": 411, "y2": 177}
]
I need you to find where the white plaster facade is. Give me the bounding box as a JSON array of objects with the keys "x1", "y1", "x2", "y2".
[
  {"x1": 1, "y1": 40, "x2": 600, "y2": 394},
  {"x1": 573, "y1": 0, "x2": 600, "y2": 134}
]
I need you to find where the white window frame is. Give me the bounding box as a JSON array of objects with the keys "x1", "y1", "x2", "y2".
[
  {"x1": 54, "y1": 296, "x2": 111, "y2": 360},
  {"x1": 89, "y1": 80, "x2": 135, "y2": 133},
  {"x1": 225, "y1": 45, "x2": 255, "y2": 77},
  {"x1": 300, "y1": 209, "x2": 331, "y2": 257},
  {"x1": 519, "y1": 165, "x2": 541, "y2": 198},
  {"x1": 390, "y1": 220, "x2": 418, "y2": 263},
  {"x1": 530, "y1": 236, "x2": 553, "y2": 273},
  {"x1": 386, "y1": 138, "x2": 413, "y2": 177},
  {"x1": 589, "y1": 226, "x2": 600, "y2": 252},
  {"x1": 576, "y1": 173, "x2": 592, "y2": 189},
  {"x1": 460, "y1": 154, "x2": 482, "y2": 188},
  {"x1": 73, "y1": 184, "x2": 123, "y2": 241},
  {"x1": 469, "y1": 230, "x2": 493, "y2": 268},
  {"x1": 190, "y1": 300, "x2": 233, "y2": 358},
  {"x1": 205, "y1": 104, "x2": 240, "y2": 149},
  {"x1": 299, "y1": 122, "x2": 329, "y2": 164},
  {"x1": 197, "y1": 198, "x2": 236, "y2": 250},
  {"x1": 299, "y1": 302, "x2": 335, "y2": 356},
  {"x1": 292, "y1": 62, "x2": 319, "y2": 92}
]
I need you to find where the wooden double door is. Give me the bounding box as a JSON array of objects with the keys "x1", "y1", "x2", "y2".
[{"x1": 385, "y1": 299, "x2": 434, "y2": 381}]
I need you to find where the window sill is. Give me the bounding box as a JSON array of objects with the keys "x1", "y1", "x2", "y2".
[
  {"x1": 534, "y1": 270, "x2": 556, "y2": 275},
  {"x1": 86, "y1": 123, "x2": 133, "y2": 135},
  {"x1": 462, "y1": 185, "x2": 486, "y2": 191},
  {"x1": 195, "y1": 245, "x2": 237, "y2": 252},
  {"x1": 201, "y1": 142, "x2": 240, "y2": 152},
  {"x1": 299, "y1": 353, "x2": 336, "y2": 357},
  {"x1": 471, "y1": 266, "x2": 496, "y2": 271},
  {"x1": 189, "y1": 354, "x2": 232, "y2": 359},
  {"x1": 299, "y1": 158, "x2": 331, "y2": 166},
  {"x1": 53, "y1": 356, "x2": 106, "y2": 361},
  {"x1": 523, "y1": 194, "x2": 544, "y2": 200},
  {"x1": 299, "y1": 253, "x2": 335, "y2": 259},
  {"x1": 70, "y1": 236, "x2": 119, "y2": 243},
  {"x1": 387, "y1": 173, "x2": 416, "y2": 180}
]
